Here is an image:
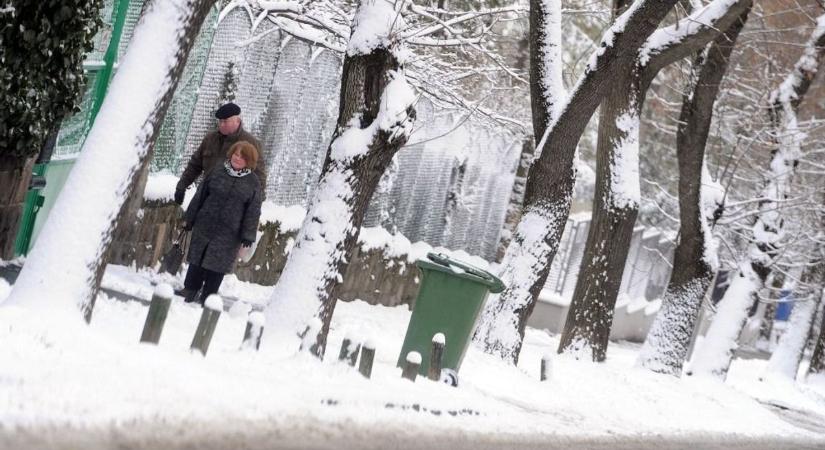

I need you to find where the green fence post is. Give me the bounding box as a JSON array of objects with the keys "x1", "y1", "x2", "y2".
[
  {"x1": 13, "y1": 163, "x2": 47, "y2": 256},
  {"x1": 89, "y1": 0, "x2": 131, "y2": 124}
]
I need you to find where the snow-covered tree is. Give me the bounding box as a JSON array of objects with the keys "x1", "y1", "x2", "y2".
[
  {"x1": 637, "y1": 6, "x2": 749, "y2": 376},
  {"x1": 263, "y1": 0, "x2": 417, "y2": 356},
  {"x1": 557, "y1": 0, "x2": 751, "y2": 362},
  {"x1": 0, "y1": 0, "x2": 102, "y2": 259},
  {"x1": 2, "y1": 0, "x2": 217, "y2": 321},
  {"x1": 690, "y1": 13, "x2": 825, "y2": 379},
  {"x1": 474, "y1": 0, "x2": 748, "y2": 364}
]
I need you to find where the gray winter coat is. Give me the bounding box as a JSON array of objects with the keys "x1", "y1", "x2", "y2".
[{"x1": 185, "y1": 162, "x2": 262, "y2": 274}]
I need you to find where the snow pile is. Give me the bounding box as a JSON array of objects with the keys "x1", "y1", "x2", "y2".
[
  {"x1": 357, "y1": 227, "x2": 491, "y2": 268},
  {"x1": 358, "y1": 226, "x2": 414, "y2": 259},
  {"x1": 348, "y1": 0, "x2": 401, "y2": 56},
  {"x1": 143, "y1": 171, "x2": 179, "y2": 202},
  {"x1": 259, "y1": 202, "x2": 307, "y2": 231}
]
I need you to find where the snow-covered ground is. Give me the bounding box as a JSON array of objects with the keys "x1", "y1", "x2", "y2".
[{"x1": 1, "y1": 265, "x2": 824, "y2": 449}]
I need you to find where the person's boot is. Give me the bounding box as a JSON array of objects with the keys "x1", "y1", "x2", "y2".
[{"x1": 182, "y1": 288, "x2": 200, "y2": 304}]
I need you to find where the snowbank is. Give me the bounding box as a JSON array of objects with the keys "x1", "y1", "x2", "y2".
[{"x1": 1, "y1": 266, "x2": 823, "y2": 448}]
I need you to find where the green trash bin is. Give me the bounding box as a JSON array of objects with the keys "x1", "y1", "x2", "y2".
[{"x1": 397, "y1": 252, "x2": 505, "y2": 375}]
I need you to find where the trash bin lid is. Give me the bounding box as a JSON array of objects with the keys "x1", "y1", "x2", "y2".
[{"x1": 416, "y1": 252, "x2": 506, "y2": 293}]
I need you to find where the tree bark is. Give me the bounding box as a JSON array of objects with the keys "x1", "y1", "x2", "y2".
[
  {"x1": 496, "y1": 137, "x2": 534, "y2": 262},
  {"x1": 3, "y1": 0, "x2": 216, "y2": 321},
  {"x1": 265, "y1": 0, "x2": 416, "y2": 358},
  {"x1": 473, "y1": 0, "x2": 681, "y2": 365},
  {"x1": 637, "y1": 10, "x2": 749, "y2": 375},
  {"x1": 810, "y1": 287, "x2": 825, "y2": 375},
  {"x1": 557, "y1": 59, "x2": 642, "y2": 361}
]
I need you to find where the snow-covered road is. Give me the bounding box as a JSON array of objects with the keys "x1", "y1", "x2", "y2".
[
  {"x1": 3, "y1": 266, "x2": 825, "y2": 450},
  {"x1": 1, "y1": 421, "x2": 821, "y2": 450}
]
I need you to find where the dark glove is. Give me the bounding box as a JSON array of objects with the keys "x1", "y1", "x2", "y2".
[
  {"x1": 241, "y1": 239, "x2": 253, "y2": 248},
  {"x1": 173, "y1": 188, "x2": 185, "y2": 205},
  {"x1": 182, "y1": 221, "x2": 193, "y2": 231}
]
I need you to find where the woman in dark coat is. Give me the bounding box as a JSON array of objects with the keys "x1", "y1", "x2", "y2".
[{"x1": 180, "y1": 140, "x2": 263, "y2": 305}]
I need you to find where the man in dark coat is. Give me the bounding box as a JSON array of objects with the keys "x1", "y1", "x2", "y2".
[{"x1": 174, "y1": 102, "x2": 267, "y2": 204}]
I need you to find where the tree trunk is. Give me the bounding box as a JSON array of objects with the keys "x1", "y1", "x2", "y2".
[
  {"x1": 689, "y1": 14, "x2": 825, "y2": 379},
  {"x1": 637, "y1": 10, "x2": 748, "y2": 375},
  {"x1": 806, "y1": 194, "x2": 825, "y2": 377},
  {"x1": 264, "y1": 0, "x2": 416, "y2": 358},
  {"x1": 495, "y1": 137, "x2": 534, "y2": 262},
  {"x1": 763, "y1": 266, "x2": 823, "y2": 381},
  {"x1": 0, "y1": 154, "x2": 35, "y2": 259},
  {"x1": 3, "y1": 0, "x2": 216, "y2": 321},
  {"x1": 810, "y1": 287, "x2": 825, "y2": 375},
  {"x1": 473, "y1": 0, "x2": 679, "y2": 364},
  {"x1": 557, "y1": 60, "x2": 641, "y2": 361}
]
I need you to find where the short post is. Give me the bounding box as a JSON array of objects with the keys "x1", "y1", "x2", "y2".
[
  {"x1": 402, "y1": 351, "x2": 422, "y2": 382},
  {"x1": 140, "y1": 283, "x2": 174, "y2": 344},
  {"x1": 429, "y1": 333, "x2": 445, "y2": 381},
  {"x1": 358, "y1": 339, "x2": 376, "y2": 379},
  {"x1": 338, "y1": 334, "x2": 361, "y2": 367},
  {"x1": 241, "y1": 311, "x2": 265, "y2": 351},
  {"x1": 190, "y1": 294, "x2": 223, "y2": 356},
  {"x1": 541, "y1": 353, "x2": 553, "y2": 381}
]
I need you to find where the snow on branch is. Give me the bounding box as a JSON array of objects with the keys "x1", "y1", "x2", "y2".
[
  {"x1": 400, "y1": 4, "x2": 525, "y2": 40},
  {"x1": 348, "y1": 0, "x2": 401, "y2": 56},
  {"x1": 769, "y1": 13, "x2": 825, "y2": 111},
  {"x1": 639, "y1": 0, "x2": 750, "y2": 70},
  {"x1": 330, "y1": 70, "x2": 416, "y2": 161},
  {"x1": 241, "y1": 0, "x2": 525, "y2": 129},
  {"x1": 256, "y1": 0, "x2": 302, "y2": 13}
]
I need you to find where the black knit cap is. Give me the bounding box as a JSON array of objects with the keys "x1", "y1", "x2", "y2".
[{"x1": 215, "y1": 102, "x2": 241, "y2": 119}]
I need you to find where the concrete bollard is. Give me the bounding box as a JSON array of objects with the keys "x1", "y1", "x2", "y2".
[
  {"x1": 541, "y1": 353, "x2": 553, "y2": 381},
  {"x1": 241, "y1": 311, "x2": 265, "y2": 351},
  {"x1": 190, "y1": 294, "x2": 223, "y2": 356},
  {"x1": 140, "y1": 284, "x2": 174, "y2": 344},
  {"x1": 429, "y1": 333, "x2": 445, "y2": 381},
  {"x1": 338, "y1": 334, "x2": 361, "y2": 367},
  {"x1": 358, "y1": 339, "x2": 376, "y2": 379},
  {"x1": 402, "y1": 351, "x2": 422, "y2": 382}
]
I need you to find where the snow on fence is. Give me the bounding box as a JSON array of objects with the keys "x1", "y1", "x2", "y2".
[{"x1": 145, "y1": 5, "x2": 518, "y2": 262}]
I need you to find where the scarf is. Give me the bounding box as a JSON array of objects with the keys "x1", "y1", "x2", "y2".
[{"x1": 224, "y1": 160, "x2": 251, "y2": 178}]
